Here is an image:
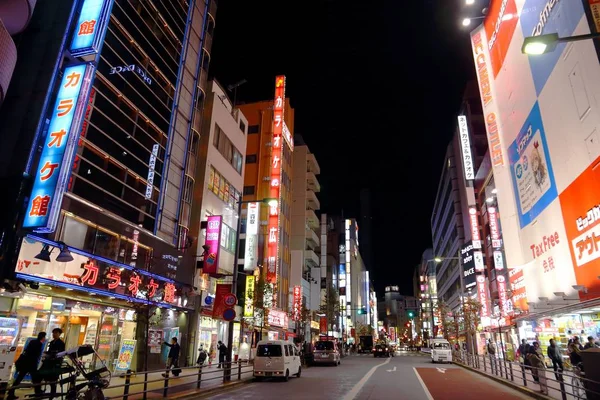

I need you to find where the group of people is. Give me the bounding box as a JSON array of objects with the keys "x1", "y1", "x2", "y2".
[{"x1": 8, "y1": 328, "x2": 65, "y2": 400}]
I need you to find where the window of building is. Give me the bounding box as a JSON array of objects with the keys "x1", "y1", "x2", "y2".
[
  {"x1": 213, "y1": 124, "x2": 243, "y2": 175},
  {"x1": 207, "y1": 165, "x2": 241, "y2": 209},
  {"x1": 239, "y1": 120, "x2": 246, "y2": 133},
  {"x1": 248, "y1": 125, "x2": 259, "y2": 134},
  {"x1": 244, "y1": 186, "x2": 255, "y2": 195},
  {"x1": 246, "y1": 154, "x2": 257, "y2": 164}
]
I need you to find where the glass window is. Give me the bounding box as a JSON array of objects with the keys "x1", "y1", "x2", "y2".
[
  {"x1": 239, "y1": 120, "x2": 246, "y2": 133},
  {"x1": 248, "y1": 125, "x2": 259, "y2": 134},
  {"x1": 61, "y1": 215, "x2": 96, "y2": 252},
  {"x1": 315, "y1": 341, "x2": 335, "y2": 350},
  {"x1": 257, "y1": 344, "x2": 282, "y2": 357},
  {"x1": 246, "y1": 154, "x2": 257, "y2": 164},
  {"x1": 243, "y1": 186, "x2": 255, "y2": 195}
]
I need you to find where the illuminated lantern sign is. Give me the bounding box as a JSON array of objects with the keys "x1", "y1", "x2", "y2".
[
  {"x1": 267, "y1": 76, "x2": 286, "y2": 284},
  {"x1": 293, "y1": 286, "x2": 302, "y2": 321},
  {"x1": 488, "y1": 207, "x2": 501, "y2": 248},
  {"x1": 16, "y1": 237, "x2": 182, "y2": 307},
  {"x1": 204, "y1": 215, "x2": 223, "y2": 275},
  {"x1": 23, "y1": 63, "x2": 96, "y2": 232},
  {"x1": 69, "y1": 0, "x2": 115, "y2": 58}
]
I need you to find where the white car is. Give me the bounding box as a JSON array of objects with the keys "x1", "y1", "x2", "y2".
[
  {"x1": 253, "y1": 340, "x2": 302, "y2": 381},
  {"x1": 431, "y1": 339, "x2": 452, "y2": 363}
]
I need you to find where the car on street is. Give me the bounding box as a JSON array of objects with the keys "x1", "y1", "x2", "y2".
[
  {"x1": 253, "y1": 340, "x2": 302, "y2": 381},
  {"x1": 312, "y1": 340, "x2": 341, "y2": 366},
  {"x1": 373, "y1": 343, "x2": 391, "y2": 357}
]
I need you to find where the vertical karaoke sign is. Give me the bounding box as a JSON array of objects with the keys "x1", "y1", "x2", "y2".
[{"x1": 267, "y1": 76, "x2": 286, "y2": 285}]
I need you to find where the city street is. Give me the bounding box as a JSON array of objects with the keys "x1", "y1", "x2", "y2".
[{"x1": 202, "y1": 352, "x2": 532, "y2": 400}]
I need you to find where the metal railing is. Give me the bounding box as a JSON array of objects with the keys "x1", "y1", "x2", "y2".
[
  {"x1": 453, "y1": 351, "x2": 600, "y2": 400},
  {"x1": 5, "y1": 361, "x2": 254, "y2": 400}
]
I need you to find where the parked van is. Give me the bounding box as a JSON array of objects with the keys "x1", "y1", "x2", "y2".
[
  {"x1": 430, "y1": 339, "x2": 452, "y2": 363},
  {"x1": 253, "y1": 340, "x2": 301, "y2": 381},
  {"x1": 313, "y1": 340, "x2": 341, "y2": 366}
]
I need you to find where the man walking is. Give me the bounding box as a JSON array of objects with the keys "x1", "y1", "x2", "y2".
[
  {"x1": 547, "y1": 338, "x2": 563, "y2": 380},
  {"x1": 217, "y1": 341, "x2": 227, "y2": 369},
  {"x1": 487, "y1": 339, "x2": 497, "y2": 374},
  {"x1": 162, "y1": 337, "x2": 181, "y2": 378},
  {"x1": 37, "y1": 328, "x2": 66, "y2": 399},
  {"x1": 8, "y1": 332, "x2": 46, "y2": 400}
]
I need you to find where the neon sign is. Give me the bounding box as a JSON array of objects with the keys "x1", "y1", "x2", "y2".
[
  {"x1": 23, "y1": 63, "x2": 96, "y2": 232},
  {"x1": 69, "y1": 0, "x2": 115, "y2": 58}
]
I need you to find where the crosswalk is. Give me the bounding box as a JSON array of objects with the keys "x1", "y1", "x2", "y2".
[{"x1": 353, "y1": 351, "x2": 427, "y2": 357}]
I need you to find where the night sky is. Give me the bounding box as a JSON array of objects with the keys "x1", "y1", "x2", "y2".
[{"x1": 209, "y1": 1, "x2": 476, "y2": 297}]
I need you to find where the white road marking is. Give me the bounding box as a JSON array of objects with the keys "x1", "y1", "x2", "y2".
[
  {"x1": 413, "y1": 367, "x2": 434, "y2": 400},
  {"x1": 342, "y1": 356, "x2": 392, "y2": 400},
  {"x1": 436, "y1": 368, "x2": 446, "y2": 374},
  {"x1": 386, "y1": 366, "x2": 397, "y2": 372}
]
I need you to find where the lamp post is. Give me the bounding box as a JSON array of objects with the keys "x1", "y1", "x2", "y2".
[
  {"x1": 522, "y1": 32, "x2": 600, "y2": 55},
  {"x1": 224, "y1": 197, "x2": 277, "y2": 381}
]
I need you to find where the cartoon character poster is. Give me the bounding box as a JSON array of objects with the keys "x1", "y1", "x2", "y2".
[{"x1": 509, "y1": 102, "x2": 557, "y2": 228}]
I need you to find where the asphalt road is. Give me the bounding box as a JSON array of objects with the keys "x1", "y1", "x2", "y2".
[{"x1": 201, "y1": 351, "x2": 533, "y2": 400}]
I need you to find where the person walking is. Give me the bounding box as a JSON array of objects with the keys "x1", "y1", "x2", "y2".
[
  {"x1": 197, "y1": 345, "x2": 208, "y2": 366},
  {"x1": 8, "y1": 332, "x2": 47, "y2": 400},
  {"x1": 528, "y1": 341, "x2": 548, "y2": 395},
  {"x1": 547, "y1": 338, "x2": 563, "y2": 381},
  {"x1": 487, "y1": 339, "x2": 497, "y2": 374},
  {"x1": 162, "y1": 337, "x2": 181, "y2": 378},
  {"x1": 37, "y1": 328, "x2": 66, "y2": 399},
  {"x1": 584, "y1": 336, "x2": 598, "y2": 350},
  {"x1": 217, "y1": 341, "x2": 227, "y2": 369}
]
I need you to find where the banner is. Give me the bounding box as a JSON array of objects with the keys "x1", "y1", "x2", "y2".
[
  {"x1": 244, "y1": 202, "x2": 259, "y2": 271},
  {"x1": 115, "y1": 339, "x2": 136, "y2": 372},
  {"x1": 319, "y1": 316, "x2": 327, "y2": 334},
  {"x1": 292, "y1": 285, "x2": 302, "y2": 321},
  {"x1": 212, "y1": 283, "x2": 232, "y2": 319},
  {"x1": 244, "y1": 275, "x2": 255, "y2": 317},
  {"x1": 204, "y1": 215, "x2": 222, "y2": 274}
]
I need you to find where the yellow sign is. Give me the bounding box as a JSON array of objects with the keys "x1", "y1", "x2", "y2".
[{"x1": 244, "y1": 275, "x2": 255, "y2": 317}]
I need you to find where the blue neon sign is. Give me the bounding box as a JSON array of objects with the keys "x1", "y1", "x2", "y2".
[
  {"x1": 23, "y1": 63, "x2": 96, "y2": 232},
  {"x1": 69, "y1": 0, "x2": 115, "y2": 57}
]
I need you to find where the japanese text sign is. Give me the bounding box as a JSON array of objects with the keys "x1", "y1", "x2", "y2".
[
  {"x1": 267, "y1": 308, "x2": 288, "y2": 328},
  {"x1": 458, "y1": 115, "x2": 474, "y2": 181},
  {"x1": 267, "y1": 75, "x2": 286, "y2": 285},
  {"x1": 292, "y1": 285, "x2": 302, "y2": 321},
  {"x1": 244, "y1": 275, "x2": 255, "y2": 318},
  {"x1": 212, "y1": 283, "x2": 232, "y2": 319},
  {"x1": 24, "y1": 63, "x2": 96, "y2": 232},
  {"x1": 70, "y1": 0, "x2": 115, "y2": 57},
  {"x1": 204, "y1": 215, "x2": 222, "y2": 275},
  {"x1": 243, "y1": 202, "x2": 259, "y2": 271},
  {"x1": 476, "y1": 275, "x2": 489, "y2": 319},
  {"x1": 469, "y1": 207, "x2": 481, "y2": 249},
  {"x1": 488, "y1": 207, "x2": 501, "y2": 248}
]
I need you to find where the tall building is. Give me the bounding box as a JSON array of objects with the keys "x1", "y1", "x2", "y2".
[
  {"x1": 377, "y1": 286, "x2": 418, "y2": 342},
  {"x1": 415, "y1": 248, "x2": 437, "y2": 341},
  {"x1": 3, "y1": 0, "x2": 217, "y2": 372},
  {"x1": 188, "y1": 79, "x2": 248, "y2": 361},
  {"x1": 238, "y1": 76, "x2": 294, "y2": 340},
  {"x1": 359, "y1": 189, "x2": 374, "y2": 271},
  {"x1": 319, "y1": 214, "x2": 341, "y2": 338},
  {"x1": 430, "y1": 82, "x2": 487, "y2": 311},
  {"x1": 290, "y1": 136, "x2": 321, "y2": 341}
]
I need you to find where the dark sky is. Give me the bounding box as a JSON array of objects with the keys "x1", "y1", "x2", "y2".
[{"x1": 209, "y1": 0, "x2": 476, "y2": 297}]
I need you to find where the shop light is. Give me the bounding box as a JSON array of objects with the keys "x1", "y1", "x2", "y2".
[
  {"x1": 34, "y1": 245, "x2": 53, "y2": 262},
  {"x1": 462, "y1": 18, "x2": 471, "y2": 26},
  {"x1": 492, "y1": 188, "x2": 498, "y2": 194},
  {"x1": 486, "y1": 197, "x2": 494, "y2": 203},
  {"x1": 522, "y1": 32, "x2": 600, "y2": 55},
  {"x1": 573, "y1": 285, "x2": 588, "y2": 293},
  {"x1": 553, "y1": 291, "x2": 566, "y2": 297},
  {"x1": 465, "y1": 0, "x2": 474, "y2": 4},
  {"x1": 55, "y1": 242, "x2": 74, "y2": 262}
]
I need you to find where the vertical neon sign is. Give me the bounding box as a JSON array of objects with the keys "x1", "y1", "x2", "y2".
[
  {"x1": 69, "y1": 0, "x2": 115, "y2": 58},
  {"x1": 204, "y1": 215, "x2": 223, "y2": 275},
  {"x1": 267, "y1": 76, "x2": 285, "y2": 285},
  {"x1": 23, "y1": 63, "x2": 96, "y2": 232}
]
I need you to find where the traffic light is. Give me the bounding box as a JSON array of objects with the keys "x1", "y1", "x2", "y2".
[
  {"x1": 357, "y1": 307, "x2": 367, "y2": 315},
  {"x1": 408, "y1": 311, "x2": 414, "y2": 318}
]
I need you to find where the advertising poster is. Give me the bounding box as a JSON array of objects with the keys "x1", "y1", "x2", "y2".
[
  {"x1": 115, "y1": 339, "x2": 136, "y2": 372},
  {"x1": 244, "y1": 202, "x2": 259, "y2": 271},
  {"x1": 509, "y1": 102, "x2": 557, "y2": 228},
  {"x1": 483, "y1": 0, "x2": 518, "y2": 78},
  {"x1": 460, "y1": 242, "x2": 477, "y2": 290},
  {"x1": 148, "y1": 329, "x2": 163, "y2": 354},
  {"x1": 320, "y1": 316, "x2": 327, "y2": 334},
  {"x1": 212, "y1": 283, "x2": 232, "y2": 319},
  {"x1": 244, "y1": 275, "x2": 255, "y2": 318},
  {"x1": 560, "y1": 155, "x2": 600, "y2": 299},
  {"x1": 204, "y1": 215, "x2": 222, "y2": 274}
]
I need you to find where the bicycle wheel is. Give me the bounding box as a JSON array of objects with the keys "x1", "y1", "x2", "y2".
[{"x1": 572, "y1": 376, "x2": 585, "y2": 399}]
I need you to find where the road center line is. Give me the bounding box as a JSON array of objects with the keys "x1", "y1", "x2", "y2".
[
  {"x1": 413, "y1": 368, "x2": 434, "y2": 400},
  {"x1": 342, "y1": 357, "x2": 392, "y2": 400}
]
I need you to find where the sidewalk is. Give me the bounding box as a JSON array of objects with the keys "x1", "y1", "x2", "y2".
[
  {"x1": 10, "y1": 363, "x2": 254, "y2": 399},
  {"x1": 454, "y1": 352, "x2": 586, "y2": 400}
]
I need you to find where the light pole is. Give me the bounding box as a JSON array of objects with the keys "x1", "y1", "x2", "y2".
[
  {"x1": 225, "y1": 197, "x2": 277, "y2": 380},
  {"x1": 522, "y1": 32, "x2": 600, "y2": 55}
]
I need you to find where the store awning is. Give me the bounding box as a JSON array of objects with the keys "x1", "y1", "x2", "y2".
[{"x1": 514, "y1": 298, "x2": 600, "y2": 321}]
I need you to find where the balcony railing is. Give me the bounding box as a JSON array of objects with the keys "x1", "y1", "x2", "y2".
[
  {"x1": 306, "y1": 190, "x2": 320, "y2": 211},
  {"x1": 307, "y1": 153, "x2": 320, "y2": 175},
  {"x1": 306, "y1": 228, "x2": 319, "y2": 249},
  {"x1": 307, "y1": 171, "x2": 320, "y2": 193},
  {"x1": 306, "y1": 209, "x2": 319, "y2": 229},
  {"x1": 304, "y1": 249, "x2": 319, "y2": 267}
]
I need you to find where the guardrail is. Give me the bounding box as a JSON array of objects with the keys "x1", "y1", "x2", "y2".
[
  {"x1": 5, "y1": 361, "x2": 254, "y2": 400},
  {"x1": 453, "y1": 351, "x2": 600, "y2": 400}
]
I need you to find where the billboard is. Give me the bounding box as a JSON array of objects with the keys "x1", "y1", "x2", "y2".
[
  {"x1": 204, "y1": 215, "x2": 223, "y2": 275},
  {"x1": 458, "y1": 115, "x2": 475, "y2": 180},
  {"x1": 460, "y1": 242, "x2": 477, "y2": 290},
  {"x1": 244, "y1": 202, "x2": 259, "y2": 271},
  {"x1": 69, "y1": 0, "x2": 115, "y2": 58},
  {"x1": 23, "y1": 63, "x2": 96, "y2": 232}
]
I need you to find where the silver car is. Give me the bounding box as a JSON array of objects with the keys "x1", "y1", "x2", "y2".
[{"x1": 312, "y1": 340, "x2": 341, "y2": 366}]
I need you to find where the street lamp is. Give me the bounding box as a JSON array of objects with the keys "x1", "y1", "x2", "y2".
[
  {"x1": 225, "y1": 197, "x2": 277, "y2": 380},
  {"x1": 522, "y1": 32, "x2": 600, "y2": 55}
]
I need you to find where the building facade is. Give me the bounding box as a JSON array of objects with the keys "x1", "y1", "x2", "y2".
[
  {"x1": 238, "y1": 77, "x2": 295, "y2": 340},
  {"x1": 290, "y1": 137, "x2": 321, "y2": 340},
  {"x1": 189, "y1": 79, "x2": 248, "y2": 363},
  {"x1": 3, "y1": 0, "x2": 217, "y2": 372}
]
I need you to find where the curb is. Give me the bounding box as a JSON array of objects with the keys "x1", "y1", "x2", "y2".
[
  {"x1": 454, "y1": 361, "x2": 553, "y2": 400},
  {"x1": 172, "y1": 378, "x2": 254, "y2": 400}
]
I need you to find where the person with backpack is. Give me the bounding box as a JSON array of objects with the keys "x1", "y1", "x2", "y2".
[
  {"x1": 162, "y1": 337, "x2": 181, "y2": 378},
  {"x1": 197, "y1": 345, "x2": 208, "y2": 366}
]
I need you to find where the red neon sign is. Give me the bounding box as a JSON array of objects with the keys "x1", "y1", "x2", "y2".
[{"x1": 267, "y1": 76, "x2": 285, "y2": 285}]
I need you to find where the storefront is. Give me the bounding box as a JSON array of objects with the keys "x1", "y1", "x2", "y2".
[{"x1": 13, "y1": 236, "x2": 194, "y2": 372}]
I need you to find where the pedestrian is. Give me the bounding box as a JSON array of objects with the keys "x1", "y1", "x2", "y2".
[
  {"x1": 197, "y1": 345, "x2": 208, "y2": 366},
  {"x1": 8, "y1": 332, "x2": 47, "y2": 400},
  {"x1": 584, "y1": 336, "x2": 598, "y2": 350},
  {"x1": 37, "y1": 328, "x2": 66, "y2": 399},
  {"x1": 547, "y1": 338, "x2": 563, "y2": 381},
  {"x1": 487, "y1": 339, "x2": 497, "y2": 374},
  {"x1": 528, "y1": 341, "x2": 548, "y2": 395},
  {"x1": 569, "y1": 336, "x2": 583, "y2": 367},
  {"x1": 217, "y1": 340, "x2": 227, "y2": 369},
  {"x1": 162, "y1": 337, "x2": 181, "y2": 378}
]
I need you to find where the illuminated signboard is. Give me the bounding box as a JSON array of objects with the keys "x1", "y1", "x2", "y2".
[
  {"x1": 109, "y1": 64, "x2": 152, "y2": 85},
  {"x1": 282, "y1": 122, "x2": 294, "y2": 151},
  {"x1": 293, "y1": 285, "x2": 302, "y2": 321},
  {"x1": 244, "y1": 275, "x2": 255, "y2": 317},
  {"x1": 468, "y1": 207, "x2": 481, "y2": 249},
  {"x1": 145, "y1": 144, "x2": 159, "y2": 199},
  {"x1": 204, "y1": 215, "x2": 223, "y2": 275},
  {"x1": 488, "y1": 206, "x2": 502, "y2": 248},
  {"x1": 17, "y1": 237, "x2": 183, "y2": 307},
  {"x1": 268, "y1": 309, "x2": 288, "y2": 328},
  {"x1": 23, "y1": 63, "x2": 96, "y2": 232},
  {"x1": 243, "y1": 202, "x2": 259, "y2": 271},
  {"x1": 69, "y1": 0, "x2": 115, "y2": 58},
  {"x1": 476, "y1": 275, "x2": 489, "y2": 319},
  {"x1": 267, "y1": 76, "x2": 285, "y2": 284},
  {"x1": 458, "y1": 115, "x2": 475, "y2": 181}
]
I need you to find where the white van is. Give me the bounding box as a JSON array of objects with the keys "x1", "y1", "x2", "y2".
[
  {"x1": 430, "y1": 339, "x2": 452, "y2": 363},
  {"x1": 253, "y1": 340, "x2": 301, "y2": 381}
]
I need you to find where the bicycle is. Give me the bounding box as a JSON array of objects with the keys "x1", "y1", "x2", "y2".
[{"x1": 569, "y1": 363, "x2": 586, "y2": 400}]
